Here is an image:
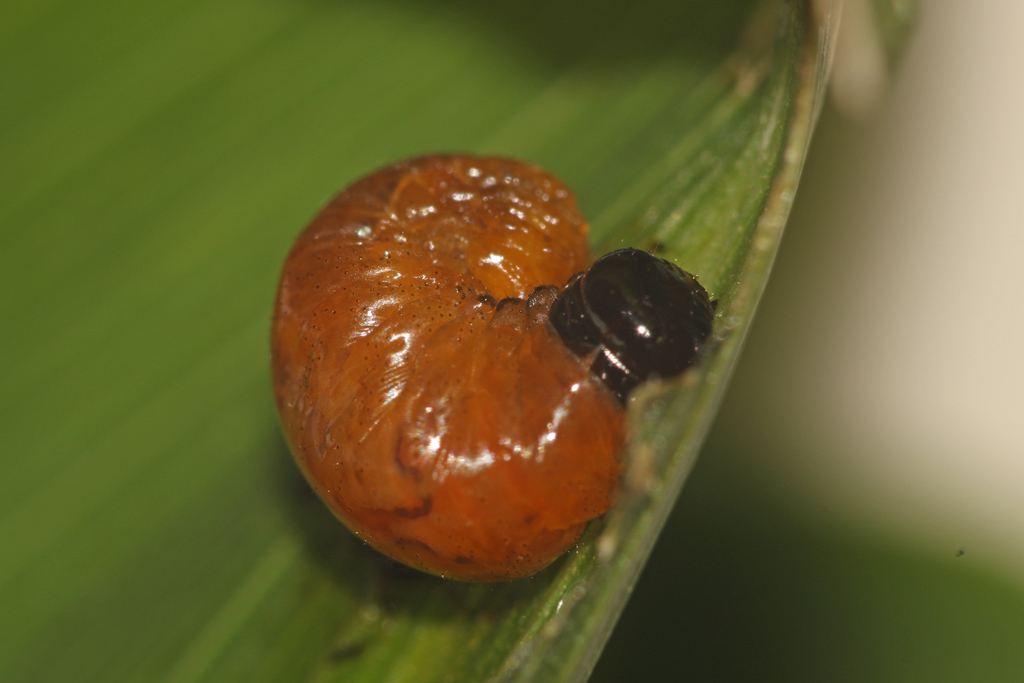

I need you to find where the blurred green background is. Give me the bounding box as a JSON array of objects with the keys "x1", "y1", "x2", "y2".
[{"x1": 3, "y1": 0, "x2": 1024, "y2": 680}]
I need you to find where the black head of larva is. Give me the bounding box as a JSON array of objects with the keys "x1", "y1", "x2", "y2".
[{"x1": 549, "y1": 248, "x2": 714, "y2": 403}]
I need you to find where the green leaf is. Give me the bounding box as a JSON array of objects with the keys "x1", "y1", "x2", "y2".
[
  {"x1": 0, "y1": 0, "x2": 844, "y2": 680},
  {"x1": 872, "y1": 0, "x2": 918, "y2": 69}
]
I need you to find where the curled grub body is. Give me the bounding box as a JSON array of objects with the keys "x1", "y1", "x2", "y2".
[{"x1": 271, "y1": 155, "x2": 625, "y2": 581}]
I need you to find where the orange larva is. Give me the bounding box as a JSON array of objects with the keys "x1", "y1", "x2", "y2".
[{"x1": 271, "y1": 155, "x2": 712, "y2": 581}]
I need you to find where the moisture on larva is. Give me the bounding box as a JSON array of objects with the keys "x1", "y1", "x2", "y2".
[{"x1": 271, "y1": 154, "x2": 713, "y2": 582}]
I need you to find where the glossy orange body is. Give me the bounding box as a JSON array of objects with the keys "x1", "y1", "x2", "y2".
[{"x1": 271, "y1": 155, "x2": 624, "y2": 581}]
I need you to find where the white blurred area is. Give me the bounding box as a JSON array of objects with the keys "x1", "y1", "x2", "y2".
[{"x1": 737, "y1": 0, "x2": 1024, "y2": 580}]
